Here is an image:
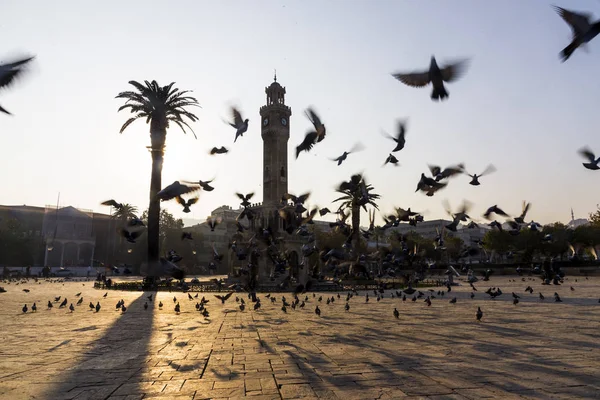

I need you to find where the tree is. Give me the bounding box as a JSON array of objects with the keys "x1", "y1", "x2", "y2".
[
  {"x1": 0, "y1": 217, "x2": 37, "y2": 266},
  {"x1": 483, "y1": 230, "x2": 511, "y2": 255},
  {"x1": 589, "y1": 205, "x2": 600, "y2": 226},
  {"x1": 444, "y1": 236, "x2": 464, "y2": 262},
  {"x1": 333, "y1": 174, "x2": 380, "y2": 251},
  {"x1": 141, "y1": 209, "x2": 184, "y2": 246},
  {"x1": 116, "y1": 80, "x2": 200, "y2": 278},
  {"x1": 111, "y1": 203, "x2": 138, "y2": 223}
]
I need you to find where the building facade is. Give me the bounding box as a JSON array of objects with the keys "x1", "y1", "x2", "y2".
[{"x1": 0, "y1": 204, "x2": 118, "y2": 268}]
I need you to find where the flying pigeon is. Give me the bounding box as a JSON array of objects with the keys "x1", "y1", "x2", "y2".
[
  {"x1": 466, "y1": 165, "x2": 496, "y2": 186},
  {"x1": 175, "y1": 196, "x2": 198, "y2": 213},
  {"x1": 228, "y1": 107, "x2": 249, "y2": 142},
  {"x1": 210, "y1": 146, "x2": 228, "y2": 155},
  {"x1": 381, "y1": 120, "x2": 407, "y2": 152},
  {"x1": 579, "y1": 147, "x2": 600, "y2": 170},
  {"x1": 156, "y1": 181, "x2": 200, "y2": 202},
  {"x1": 0, "y1": 55, "x2": 35, "y2": 115},
  {"x1": 553, "y1": 6, "x2": 600, "y2": 62},
  {"x1": 392, "y1": 56, "x2": 470, "y2": 101}
]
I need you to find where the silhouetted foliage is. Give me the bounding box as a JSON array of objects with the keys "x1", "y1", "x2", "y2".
[{"x1": 116, "y1": 80, "x2": 200, "y2": 273}]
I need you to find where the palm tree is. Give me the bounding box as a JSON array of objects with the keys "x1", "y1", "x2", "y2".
[
  {"x1": 110, "y1": 203, "x2": 139, "y2": 256},
  {"x1": 333, "y1": 174, "x2": 380, "y2": 251},
  {"x1": 116, "y1": 80, "x2": 200, "y2": 281},
  {"x1": 111, "y1": 203, "x2": 138, "y2": 223}
]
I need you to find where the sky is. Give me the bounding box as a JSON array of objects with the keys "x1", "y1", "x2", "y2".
[{"x1": 1, "y1": 0, "x2": 600, "y2": 227}]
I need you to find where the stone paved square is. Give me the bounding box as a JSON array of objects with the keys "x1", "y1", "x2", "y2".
[{"x1": 1, "y1": 275, "x2": 600, "y2": 399}]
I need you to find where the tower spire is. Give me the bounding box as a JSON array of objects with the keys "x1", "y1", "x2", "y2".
[
  {"x1": 274, "y1": 69, "x2": 277, "y2": 82},
  {"x1": 571, "y1": 208, "x2": 575, "y2": 222}
]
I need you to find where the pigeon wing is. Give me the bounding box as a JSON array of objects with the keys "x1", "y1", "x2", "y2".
[
  {"x1": 553, "y1": 6, "x2": 592, "y2": 37},
  {"x1": 175, "y1": 196, "x2": 186, "y2": 206},
  {"x1": 392, "y1": 70, "x2": 430, "y2": 87},
  {"x1": 440, "y1": 59, "x2": 470, "y2": 83},
  {"x1": 232, "y1": 107, "x2": 244, "y2": 127},
  {"x1": 579, "y1": 147, "x2": 596, "y2": 162},
  {"x1": 305, "y1": 108, "x2": 322, "y2": 129},
  {"x1": 101, "y1": 199, "x2": 120, "y2": 208}
]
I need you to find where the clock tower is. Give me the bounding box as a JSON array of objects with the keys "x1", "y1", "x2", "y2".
[{"x1": 260, "y1": 73, "x2": 291, "y2": 206}]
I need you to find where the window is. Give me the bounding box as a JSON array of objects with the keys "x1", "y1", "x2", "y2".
[{"x1": 280, "y1": 167, "x2": 285, "y2": 178}]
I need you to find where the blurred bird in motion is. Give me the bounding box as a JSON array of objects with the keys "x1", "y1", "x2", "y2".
[
  {"x1": 0, "y1": 54, "x2": 35, "y2": 115},
  {"x1": 579, "y1": 147, "x2": 600, "y2": 170},
  {"x1": 392, "y1": 56, "x2": 470, "y2": 101},
  {"x1": 175, "y1": 196, "x2": 199, "y2": 213},
  {"x1": 156, "y1": 181, "x2": 200, "y2": 201},
  {"x1": 227, "y1": 107, "x2": 249, "y2": 142},
  {"x1": 332, "y1": 143, "x2": 365, "y2": 166},
  {"x1": 553, "y1": 6, "x2": 600, "y2": 62},
  {"x1": 296, "y1": 107, "x2": 327, "y2": 159},
  {"x1": 465, "y1": 164, "x2": 496, "y2": 186},
  {"x1": 381, "y1": 120, "x2": 407, "y2": 152},
  {"x1": 210, "y1": 146, "x2": 228, "y2": 155}
]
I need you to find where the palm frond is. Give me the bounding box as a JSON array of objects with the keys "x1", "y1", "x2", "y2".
[
  {"x1": 128, "y1": 80, "x2": 147, "y2": 93},
  {"x1": 119, "y1": 115, "x2": 144, "y2": 133},
  {"x1": 169, "y1": 117, "x2": 197, "y2": 139},
  {"x1": 332, "y1": 195, "x2": 352, "y2": 203},
  {"x1": 116, "y1": 79, "x2": 200, "y2": 137}
]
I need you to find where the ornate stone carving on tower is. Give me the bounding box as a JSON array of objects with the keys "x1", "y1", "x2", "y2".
[{"x1": 260, "y1": 73, "x2": 291, "y2": 207}]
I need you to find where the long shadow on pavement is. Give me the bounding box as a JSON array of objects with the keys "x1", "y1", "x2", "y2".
[{"x1": 41, "y1": 293, "x2": 155, "y2": 400}]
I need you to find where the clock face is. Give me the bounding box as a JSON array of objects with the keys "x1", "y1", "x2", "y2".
[
  {"x1": 281, "y1": 117, "x2": 287, "y2": 126},
  {"x1": 263, "y1": 118, "x2": 269, "y2": 126}
]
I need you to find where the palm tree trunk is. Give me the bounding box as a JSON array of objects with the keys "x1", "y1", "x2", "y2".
[
  {"x1": 146, "y1": 146, "x2": 164, "y2": 285},
  {"x1": 352, "y1": 203, "x2": 360, "y2": 252}
]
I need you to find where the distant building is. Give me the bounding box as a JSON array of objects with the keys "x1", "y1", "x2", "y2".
[
  {"x1": 454, "y1": 224, "x2": 490, "y2": 246},
  {"x1": 568, "y1": 219, "x2": 589, "y2": 228},
  {"x1": 390, "y1": 219, "x2": 453, "y2": 239},
  {"x1": 567, "y1": 208, "x2": 590, "y2": 228},
  {"x1": 388, "y1": 218, "x2": 490, "y2": 246},
  {"x1": 183, "y1": 205, "x2": 242, "y2": 273},
  {"x1": 0, "y1": 204, "x2": 117, "y2": 267}
]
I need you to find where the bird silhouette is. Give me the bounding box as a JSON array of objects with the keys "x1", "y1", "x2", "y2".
[
  {"x1": 228, "y1": 107, "x2": 249, "y2": 142},
  {"x1": 100, "y1": 199, "x2": 124, "y2": 210},
  {"x1": 381, "y1": 120, "x2": 407, "y2": 152},
  {"x1": 392, "y1": 56, "x2": 470, "y2": 101},
  {"x1": 117, "y1": 227, "x2": 144, "y2": 244},
  {"x1": 156, "y1": 181, "x2": 200, "y2": 202},
  {"x1": 236, "y1": 192, "x2": 255, "y2": 208},
  {"x1": 466, "y1": 165, "x2": 496, "y2": 186},
  {"x1": 184, "y1": 179, "x2": 215, "y2": 192},
  {"x1": 383, "y1": 154, "x2": 399, "y2": 167},
  {"x1": 175, "y1": 196, "x2": 199, "y2": 213},
  {"x1": 553, "y1": 6, "x2": 600, "y2": 62},
  {"x1": 579, "y1": 147, "x2": 600, "y2": 170},
  {"x1": 209, "y1": 146, "x2": 229, "y2": 155},
  {"x1": 206, "y1": 216, "x2": 222, "y2": 231},
  {"x1": 514, "y1": 201, "x2": 531, "y2": 224},
  {"x1": 213, "y1": 292, "x2": 234, "y2": 304},
  {"x1": 483, "y1": 205, "x2": 509, "y2": 220},
  {"x1": 332, "y1": 143, "x2": 365, "y2": 166},
  {"x1": 296, "y1": 108, "x2": 327, "y2": 158},
  {"x1": 0, "y1": 55, "x2": 35, "y2": 115}
]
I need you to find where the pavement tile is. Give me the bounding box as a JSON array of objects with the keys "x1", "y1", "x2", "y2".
[{"x1": 0, "y1": 276, "x2": 599, "y2": 399}]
